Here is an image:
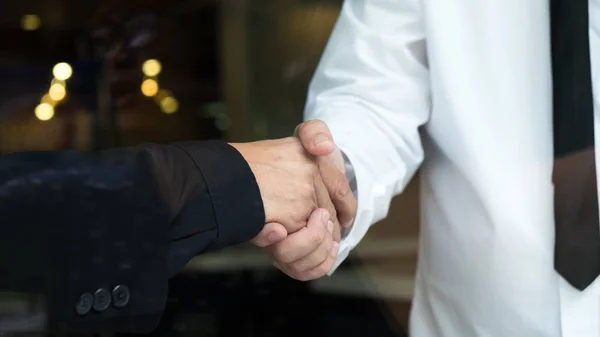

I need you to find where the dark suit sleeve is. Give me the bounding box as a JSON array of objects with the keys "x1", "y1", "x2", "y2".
[{"x1": 0, "y1": 141, "x2": 265, "y2": 333}]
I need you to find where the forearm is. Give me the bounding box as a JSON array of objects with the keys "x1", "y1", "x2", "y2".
[
  {"x1": 161, "y1": 141, "x2": 265, "y2": 274},
  {"x1": 305, "y1": 0, "x2": 430, "y2": 271}
]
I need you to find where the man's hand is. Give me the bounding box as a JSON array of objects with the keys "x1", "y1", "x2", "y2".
[
  {"x1": 252, "y1": 120, "x2": 358, "y2": 281},
  {"x1": 269, "y1": 208, "x2": 340, "y2": 281},
  {"x1": 229, "y1": 137, "x2": 346, "y2": 244},
  {"x1": 295, "y1": 120, "x2": 356, "y2": 228}
]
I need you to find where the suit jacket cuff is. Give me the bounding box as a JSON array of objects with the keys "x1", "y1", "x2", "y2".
[{"x1": 173, "y1": 141, "x2": 265, "y2": 250}]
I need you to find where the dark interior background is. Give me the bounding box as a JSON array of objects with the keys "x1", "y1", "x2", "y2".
[{"x1": 0, "y1": 1, "x2": 417, "y2": 336}]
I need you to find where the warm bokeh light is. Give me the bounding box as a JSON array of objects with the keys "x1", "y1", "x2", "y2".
[
  {"x1": 142, "y1": 59, "x2": 162, "y2": 77},
  {"x1": 21, "y1": 15, "x2": 41, "y2": 31},
  {"x1": 48, "y1": 83, "x2": 66, "y2": 101},
  {"x1": 159, "y1": 96, "x2": 179, "y2": 114},
  {"x1": 141, "y1": 79, "x2": 159, "y2": 97},
  {"x1": 52, "y1": 62, "x2": 73, "y2": 81},
  {"x1": 40, "y1": 94, "x2": 57, "y2": 106},
  {"x1": 155, "y1": 89, "x2": 171, "y2": 102},
  {"x1": 51, "y1": 78, "x2": 66, "y2": 87},
  {"x1": 35, "y1": 103, "x2": 54, "y2": 121}
]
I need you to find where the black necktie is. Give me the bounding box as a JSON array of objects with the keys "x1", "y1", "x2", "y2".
[{"x1": 551, "y1": 0, "x2": 600, "y2": 290}]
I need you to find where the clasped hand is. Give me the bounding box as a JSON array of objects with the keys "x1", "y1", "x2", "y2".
[{"x1": 230, "y1": 120, "x2": 357, "y2": 281}]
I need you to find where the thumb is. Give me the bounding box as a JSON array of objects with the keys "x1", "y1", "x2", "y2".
[
  {"x1": 295, "y1": 120, "x2": 336, "y2": 156},
  {"x1": 251, "y1": 222, "x2": 288, "y2": 247}
]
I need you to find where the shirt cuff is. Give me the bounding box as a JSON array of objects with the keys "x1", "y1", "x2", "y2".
[
  {"x1": 174, "y1": 141, "x2": 266, "y2": 250},
  {"x1": 340, "y1": 151, "x2": 357, "y2": 239},
  {"x1": 327, "y1": 145, "x2": 376, "y2": 276},
  {"x1": 328, "y1": 150, "x2": 359, "y2": 273}
]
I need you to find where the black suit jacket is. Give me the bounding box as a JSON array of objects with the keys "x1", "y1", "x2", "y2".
[{"x1": 0, "y1": 141, "x2": 265, "y2": 333}]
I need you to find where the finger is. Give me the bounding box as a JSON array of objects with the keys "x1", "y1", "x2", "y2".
[
  {"x1": 288, "y1": 220, "x2": 334, "y2": 272},
  {"x1": 295, "y1": 120, "x2": 336, "y2": 156},
  {"x1": 318, "y1": 156, "x2": 357, "y2": 228},
  {"x1": 314, "y1": 176, "x2": 342, "y2": 242},
  {"x1": 296, "y1": 242, "x2": 340, "y2": 281},
  {"x1": 268, "y1": 208, "x2": 330, "y2": 264},
  {"x1": 251, "y1": 222, "x2": 288, "y2": 247}
]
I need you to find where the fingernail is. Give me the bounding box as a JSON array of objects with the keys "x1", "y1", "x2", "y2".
[
  {"x1": 313, "y1": 134, "x2": 332, "y2": 147},
  {"x1": 267, "y1": 231, "x2": 281, "y2": 243},
  {"x1": 327, "y1": 220, "x2": 333, "y2": 233},
  {"x1": 331, "y1": 242, "x2": 340, "y2": 256},
  {"x1": 322, "y1": 210, "x2": 330, "y2": 223}
]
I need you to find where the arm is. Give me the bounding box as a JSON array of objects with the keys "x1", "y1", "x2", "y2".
[
  {"x1": 304, "y1": 0, "x2": 431, "y2": 272},
  {"x1": 0, "y1": 141, "x2": 264, "y2": 333}
]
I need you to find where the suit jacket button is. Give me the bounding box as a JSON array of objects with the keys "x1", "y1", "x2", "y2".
[
  {"x1": 93, "y1": 288, "x2": 111, "y2": 312},
  {"x1": 112, "y1": 285, "x2": 131, "y2": 308},
  {"x1": 75, "y1": 293, "x2": 93, "y2": 316}
]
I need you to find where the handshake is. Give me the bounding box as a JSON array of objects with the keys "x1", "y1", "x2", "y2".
[{"x1": 230, "y1": 120, "x2": 357, "y2": 281}]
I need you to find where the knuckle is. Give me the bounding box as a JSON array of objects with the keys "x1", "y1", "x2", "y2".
[
  {"x1": 279, "y1": 252, "x2": 296, "y2": 265},
  {"x1": 271, "y1": 246, "x2": 294, "y2": 265},
  {"x1": 298, "y1": 185, "x2": 317, "y2": 208},
  {"x1": 317, "y1": 263, "x2": 331, "y2": 276},
  {"x1": 301, "y1": 182, "x2": 315, "y2": 198},
  {"x1": 282, "y1": 137, "x2": 303, "y2": 154},
  {"x1": 332, "y1": 180, "x2": 352, "y2": 201},
  {"x1": 291, "y1": 187, "x2": 317, "y2": 213},
  {"x1": 294, "y1": 180, "x2": 309, "y2": 197},
  {"x1": 311, "y1": 228, "x2": 326, "y2": 246},
  {"x1": 328, "y1": 207, "x2": 338, "y2": 222},
  {"x1": 289, "y1": 263, "x2": 305, "y2": 275},
  {"x1": 317, "y1": 252, "x2": 329, "y2": 267},
  {"x1": 295, "y1": 204, "x2": 315, "y2": 224},
  {"x1": 291, "y1": 138, "x2": 304, "y2": 151},
  {"x1": 289, "y1": 214, "x2": 307, "y2": 231},
  {"x1": 284, "y1": 268, "x2": 302, "y2": 280},
  {"x1": 296, "y1": 121, "x2": 309, "y2": 134}
]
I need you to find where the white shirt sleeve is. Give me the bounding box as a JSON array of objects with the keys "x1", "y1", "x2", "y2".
[{"x1": 303, "y1": 0, "x2": 431, "y2": 274}]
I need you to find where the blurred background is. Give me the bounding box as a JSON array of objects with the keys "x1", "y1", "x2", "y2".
[{"x1": 0, "y1": 0, "x2": 419, "y2": 336}]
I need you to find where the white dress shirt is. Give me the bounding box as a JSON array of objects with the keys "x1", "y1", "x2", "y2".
[{"x1": 305, "y1": 0, "x2": 600, "y2": 336}]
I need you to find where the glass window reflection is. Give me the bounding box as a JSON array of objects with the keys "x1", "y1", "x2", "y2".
[{"x1": 0, "y1": 1, "x2": 413, "y2": 336}]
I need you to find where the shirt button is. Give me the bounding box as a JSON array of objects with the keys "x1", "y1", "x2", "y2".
[
  {"x1": 93, "y1": 288, "x2": 111, "y2": 312},
  {"x1": 112, "y1": 285, "x2": 131, "y2": 309},
  {"x1": 75, "y1": 293, "x2": 93, "y2": 316}
]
